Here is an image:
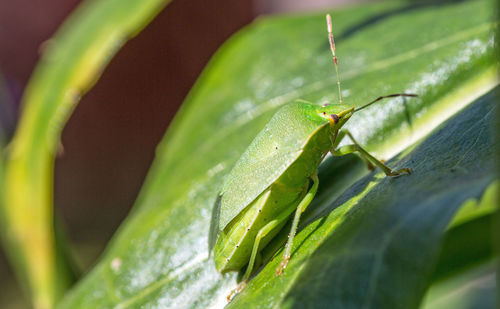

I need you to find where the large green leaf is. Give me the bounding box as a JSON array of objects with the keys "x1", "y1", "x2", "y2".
[
  {"x1": 60, "y1": 0, "x2": 497, "y2": 307},
  {"x1": 0, "y1": 0, "x2": 169, "y2": 307},
  {"x1": 230, "y1": 89, "x2": 498, "y2": 308}
]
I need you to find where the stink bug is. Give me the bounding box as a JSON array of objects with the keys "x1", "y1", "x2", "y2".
[{"x1": 209, "y1": 14, "x2": 416, "y2": 297}]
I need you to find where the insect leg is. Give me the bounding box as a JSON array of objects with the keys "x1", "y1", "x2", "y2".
[
  {"x1": 277, "y1": 173, "x2": 319, "y2": 275},
  {"x1": 227, "y1": 250, "x2": 265, "y2": 301},
  {"x1": 242, "y1": 211, "x2": 292, "y2": 282},
  {"x1": 332, "y1": 130, "x2": 375, "y2": 170},
  {"x1": 332, "y1": 130, "x2": 411, "y2": 176}
]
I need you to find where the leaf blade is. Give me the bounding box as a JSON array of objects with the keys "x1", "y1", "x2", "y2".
[{"x1": 60, "y1": 1, "x2": 498, "y2": 307}]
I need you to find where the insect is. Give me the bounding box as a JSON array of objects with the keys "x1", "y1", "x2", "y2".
[{"x1": 209, "y1": 14, "x2": 416, "y2": 297}]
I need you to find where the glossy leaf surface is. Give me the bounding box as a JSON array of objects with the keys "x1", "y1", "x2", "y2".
[{"x1": 60, "y1": 1, "x2": 497, "y2": 307}]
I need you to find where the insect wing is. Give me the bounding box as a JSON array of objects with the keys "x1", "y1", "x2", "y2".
[{"x1": 218, "y1": 103, "x2": 327, "y2": 231}]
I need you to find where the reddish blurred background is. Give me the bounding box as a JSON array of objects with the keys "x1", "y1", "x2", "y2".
[{"x1": 0, "y1": 0, "x2": 361, "y2": 306}]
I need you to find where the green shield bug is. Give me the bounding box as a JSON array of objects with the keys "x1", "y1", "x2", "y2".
[{"x1": 209, "y1": 14, "x2": 417, "y2": 298}]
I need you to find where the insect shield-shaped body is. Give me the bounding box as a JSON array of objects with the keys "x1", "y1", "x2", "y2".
[
  {"x1": 208, "y1": 14, "x2": 416, "y2": 298},
  {"x1": 210, "y1": 102, "x2": 353, "y2": 277}
]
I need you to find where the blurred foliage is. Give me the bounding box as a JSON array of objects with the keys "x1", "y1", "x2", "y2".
[
  {"x1": 422, "y1": 180, "x2": 499, "y2": 309},
  {"x1": 0, "y1": 0, "x2": 170, "y2": 308}
]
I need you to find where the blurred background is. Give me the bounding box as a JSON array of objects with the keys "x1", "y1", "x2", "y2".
[{"x1": 0, "y1": 0, "x2": 367, "y2": 307}]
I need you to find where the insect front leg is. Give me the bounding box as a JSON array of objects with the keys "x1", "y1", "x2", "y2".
[
  {"x1": 277, "y1": 173, "x2": 319, "y2": 275},
  {"x1": 331, "y1": 130, "x2": 411, "y2": 176},
  {"x1": 332, "y1": 130, "x2": 375, "y2": 170}
]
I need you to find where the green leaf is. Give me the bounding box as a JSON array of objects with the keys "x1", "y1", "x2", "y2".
[
  {"x1": 447, "y1": 180, "x2": 498, "y2": 229},
  {"x1": 240, "y1": 89, "x2": 498, "y2": 308},
  {"x1": 0, "y1": 0, "x2": 169, "y2": 308},
  {"x1": 422, "y1": 260, "x2": 498, "y2": 309},
  {"x1": 427, "y1": 180, "x2": 498, "y2": 288},
  {"x1": 60, "y1": 0, "x2": 497, "y2": 307}
]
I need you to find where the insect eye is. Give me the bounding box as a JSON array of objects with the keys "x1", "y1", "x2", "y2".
[{"x1": 330, "y1": 114, "x2": 339, "y2": 124}]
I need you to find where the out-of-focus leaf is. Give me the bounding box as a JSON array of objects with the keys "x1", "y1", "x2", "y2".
[
  {"x1": 0, "y1": 0, "x2": 169, "y2": 308},
  {"x1": 422, "y1": 261, "x2": 498, "y2": 309},
  {"x1": 425, "y1": 181, "x2": 498, "y2": 290},
  {"x1": 60, "y1": 0, "x2": 497, "y2": 308},
  {"x1": 448, "y1": 180, "x2": 498, "y2": 229}
]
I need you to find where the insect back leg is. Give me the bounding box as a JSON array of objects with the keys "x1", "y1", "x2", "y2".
[
  {"x1": 331, "y1": 130, "x2": 411, "y2": 176},
  {"x1": 227, "y1": 196, "x2": 299, "y2": 301},
  {"x1": 242, "y1": 213, "x2": 290, "y2": 282},
  {"x1": 276, "y1": 173, "x2": 319, "y2": 275}
]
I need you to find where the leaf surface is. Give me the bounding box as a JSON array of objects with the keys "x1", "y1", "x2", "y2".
[{"x1": 60, "y1": 1, "x2": 497, "y2": 307}]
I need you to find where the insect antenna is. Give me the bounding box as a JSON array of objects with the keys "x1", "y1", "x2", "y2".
[
  {"x1": 326, "y1": 14, "x2": 343, "y2": 103},
  {"x1": 355, "y1": 93, "x2": 418, "y2": 112}
]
